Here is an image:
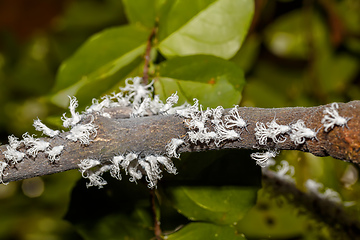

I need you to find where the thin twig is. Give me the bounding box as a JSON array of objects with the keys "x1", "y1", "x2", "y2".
[
  {"x1": 143, "y1": 27, "x2": 157, "y2": 85},
  {"x1": 150, "y1": 189, "x2": 162, "y2": 239},
  {"x1": 317, "y1": 0, "x2": 345, "y2": 46}
]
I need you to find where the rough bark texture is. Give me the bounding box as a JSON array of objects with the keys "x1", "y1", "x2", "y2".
[{"x1": 1, "y1": 101, "x2": 359, "y2": 183}]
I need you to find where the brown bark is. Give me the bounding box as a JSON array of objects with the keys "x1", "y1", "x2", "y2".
[{"x1": 1, "y1": 101, "x2": 359, "y2": 184}]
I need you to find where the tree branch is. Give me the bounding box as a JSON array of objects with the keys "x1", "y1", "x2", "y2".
[
  {"x1": 262, "y1": 169, "x2": 360, "y2": 239},
  {"x1": 1, "y1": 101, "x2": 360, "y2": 184}
]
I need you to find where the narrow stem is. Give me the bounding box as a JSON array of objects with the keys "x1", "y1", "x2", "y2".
[
  {"x1": 150, "y1": 189, "x2": 162, "y2": 239},
  {"x1": 143, "y1": 27, "x2": 157, "y2": 85},
  {"x1": 317, "y1": 0, "x2": 345, "y2": 46}
]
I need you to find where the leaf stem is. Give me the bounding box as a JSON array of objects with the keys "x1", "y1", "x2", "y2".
[
  {"x1": 150, "y1": 189, "x2": 162, "y2": 239},
  {"x1": 143, "y1": 27, "x2": 157, "y2": 85}
]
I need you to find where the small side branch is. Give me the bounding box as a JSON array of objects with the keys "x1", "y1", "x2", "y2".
[
  {"x1": 150, "y1": 189, "x2": 162, "y2": 239},
  {"x1": 262, "y1": 169, "x2": 360, "y2": 239},
  {"x1": 142, "y1": 27, "x2": 157, "y2": 85}
]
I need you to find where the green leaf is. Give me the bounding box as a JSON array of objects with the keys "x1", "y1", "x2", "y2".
[
  {"x1": 338, "y1": 0, "x2": 360, "y2": 34},
  {"x1": 241, "y1": 60, "x2": 306, "y2": 108},
  {"x1": 158, "y1": 0, "x2": 254, "y2": 59},
  {"x1": 52, "y1": 24, "x2": 150, "y2": 108},
  {"x1": 163, "y1": 149, "x2": 262, "y2": 186},
  {"x1": 167, "y1": 186, "x2": 257, "y2": 225},
  {"x1": 157, "y1": 0, "x2": 216, "y2": 41},
  {"x1": 122, "y1": 0, "x2": 156, "y2": 28},
  {"x1": 57, "y1": 0, "x2": 127, "y2": 30},
  {"x1": 264, "y1": 10, "x2": 329, "y2": 59},
  {"x1": 236, "y1": 189, "x2": 308, "y2": 239},
  {"x1": 155, "y1": 55, "x2": 245, "y2": 108},
  {"x1": 166, "y1": 222, "x2": 247, "y2": 240},
  {"x1": 163, "y1": 150, "x2": 260, "y2": 225},
  {"x1": 76, "y1": 213, "x2": 153, "y2": 240},
  {"x1": 65, "y1": 177, "x2": 154, "y2": 240},
  {"x1": 242, "y1": 79, "x2": 289, "y2": 108},
  {"x1": 231, "y1": 34, "x2": 261, "y2": 73},
  {"x1": 316, "y1": 52, "x2": 360, "y2": 93}
]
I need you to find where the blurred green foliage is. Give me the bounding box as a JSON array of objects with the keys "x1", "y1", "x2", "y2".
[
  {"x1": 0, "y1": 0, "x2": 359, "y2": 239},
  {"x1": 155, "y1": 55, "x2": 245, "y2": 108}
]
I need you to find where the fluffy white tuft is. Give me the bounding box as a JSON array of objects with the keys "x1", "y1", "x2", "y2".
[
  {"x1": 156, "y1": 156, "x2": 177, "y2": 175},
  {"x1": 160, "y1": 92, "x2": 179, "y2": 115},
  {"x1": 321, "y1": 103, "x2": 350, "y2": 132},
  {"x1": 121, "y1": 153, "x2": 138, "y2": 174},
  {"x1": 0, "y1": 161, "x2": 9, "y2": 185},
  {"x1": 289, "y1": 120, "x2": 317, "y2": 145},
  {"x1": 131, "y1": 96, "x2": 151, "y2": 118},
  {"x1": 250, "y1": 150, "x2": 278, "y2": 168},
  {"x1": 86, "y1": 96, "x2": 113, "y2": 114},
  {"x1": 176, "y1": 98, "x2": 199, "y2": 118},
  {"x1": 8, "y1": 135, "x2": 22, "y2": 149},
  {"x1": 78, "y1": 159, "x2": 101, "y2": 175},
  {"x1": 78, "y1": 153, "x2": 178, "y2": 189},
  {"x1": 139, "y1": 159, "x2": 160, "y2": 188},
  {"x1": 254, "y1": 119, "x2": 290, "y2": 145},
  {"x1": 120, "y1": 77, "x2": 154, "y2": 107},
  {"x1": 110, "y1": 155, "x2": 124, "y2": 180},
  {"x1": 46, "y1": 145, "x2": 64, "y2": 162},
  {"x1": 66, "y1": 121, "x2": 97, "y2": 145},
  {"x1": 4, "y1": 148, "x2": 26, "y2": 164},
  {"x1": 4, "y1": 135, "x2": 25, "y2": 164},
  {"x1": 128, "y1": 167, "x2": 142, "y2": 183},
  {"x1": 78, "y1": 159, "x2": 108, "y2": 188},
  {"x1": 22, "y1": 132, "x2": 50, "y2": 157},
  {"x1": 214, "y1": 122, "x2": 240, "y2": 146},
  {"x1": 275, "y1": 160, "x2": 295, "y2": 181},
  {"x1": 305, "y1": 179, "x2": 342, "y2": 204},
  {"x1": 62, "y1": 96, "x2": 82, "y2": 128},
  {"x1": 166, "y1": 138, "x2": 185, "y2": 158},
  {"x1": 85, "y1": 171, "x2": 108, "y2": 189},
  {"x1": 224, "y1": 106, "x2": 247, "y2": 129},
  {"x1": 33, "y1": 118, "x2": 60, "y2": 137},
  {"x1": 211, "y1": 106, "x2": 224, "y2": 125}
]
